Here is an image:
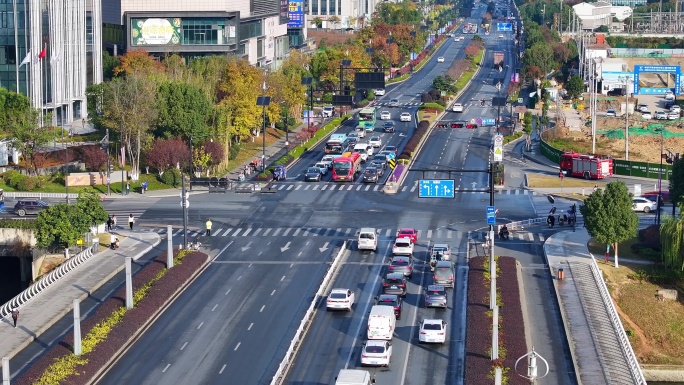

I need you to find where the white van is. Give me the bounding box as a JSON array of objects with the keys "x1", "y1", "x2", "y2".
[
  {"x1": 353, "y1": 143, "x2": 372, "y2": 162},
  {"x1": 357, "y1": 228, "x2": 378, "y2": 251},
  {"x1": 335, "y1": 369, "x2": 375, "y2": 385},
  {"x1": 368, "y1": 305, "x2": 396, "y2": 340}
]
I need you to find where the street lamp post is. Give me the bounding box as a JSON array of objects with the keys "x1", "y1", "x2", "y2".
[
  {"x1": 302, "y1": 77, "x2": 313, "y2": 128},
  {"x1": 657, "y1": 128, "x2": 664, "y2": 225},
  {"x1": 64, "y1": 129, "x2": 70, "y2": 204},
  {"x1": 105, "y1": 129, "x2": 111, "y2": 196},
  {"x1": 283, "y1": 105, "x2": 290, "y2": 148},
  {"x1": 619, "y1": 75, "x2": 630, "y2": 160},
  {"x1": 256, "y1": 82, "x2": 271, "y2": 173},
  {"x1": 496, "y1": 81, "x2": 503, "y2": 133}
]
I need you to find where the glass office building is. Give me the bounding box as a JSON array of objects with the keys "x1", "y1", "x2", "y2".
[{"x1": 0, "y1": 0, "x2": 102, "y2": 124}]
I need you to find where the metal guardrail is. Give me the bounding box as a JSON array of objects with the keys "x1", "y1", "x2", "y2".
[
  {"x1": 588, "y1": 255, "x2": 647, "y2": 385},
  {"x1": 0, "y1": 243, "x2": 96, "y2": 318},
  {"x1": 270, "y1": 241, "x2": 348, "y2": 385},
  {"x1": 3, "y1": 192, "x2": 78, "y2": 199}
]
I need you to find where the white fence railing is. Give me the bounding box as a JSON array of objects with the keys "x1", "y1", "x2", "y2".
[
  {"x1": 588, "y1": 256, "x2": 647, "y2": 385},
  {"x1": 3, "y1": 192, "x2": 78, "y2": 199},
  {"x1": 0, "y1": 244, "x2": 96, "y2": 318},
  {"x1": 270, "y1": 241, "x2": 348, "y2": 385}
]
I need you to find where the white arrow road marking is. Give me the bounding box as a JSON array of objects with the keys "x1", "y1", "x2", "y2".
[
  {"x1": 319, "y1": 241, "x2": 330, "y2": 252},
  {"x1": 241, "y1": 241, "x2": 253, "y2": 252},
  {"x1": 280, "y1": 241, "x2": 291, "y2": 252}
]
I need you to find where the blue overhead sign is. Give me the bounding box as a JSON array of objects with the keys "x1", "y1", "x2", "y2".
[
  {"x1": 486, "y1": 206, "x2": 496, "y2": 224},
  {"x1": 497, "y1": 23, "x2": 512, "y2": 31},
  {"x1": 419, "y1": 179, "x2": 455, "y2": 198},
  {"x1": 482, "y1": 118, "x2": 496, "y2": 126}
]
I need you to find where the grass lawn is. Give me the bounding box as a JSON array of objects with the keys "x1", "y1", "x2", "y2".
[
  {"x1": 598, "y1": 261, "x2": 684, "y2": 365},
  {"x1": 417, "y1": 110, "x2": 440, "y2": 124},
  {"x1": 587, "y1": 237, "x2": 655, "y2": 262},
  {"x1": 526, "y1": 173, "x2": 601, "y2": 188}
]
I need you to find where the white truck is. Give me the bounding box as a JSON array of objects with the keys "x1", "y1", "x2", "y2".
[
  {"x1": 357, "y1": 228, "x2": 378, "y2": 251},
  {"x1": 335, "y1": 369, "x2": 375, "y2": 385},
  {"x1": 367, "y1": 305, "x2": 396, "y2": 340}
]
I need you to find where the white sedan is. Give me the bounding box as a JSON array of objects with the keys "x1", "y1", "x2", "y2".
[
  {"x1": 452, "y1": 103, "x2": 463, "y2": 112},
  {"x1": 360, "y1": 340, "x2": 392, "y2": 367},
  {"x1": 633, "y1": 197, "x2": 657, "y2": 213},
  {"x1": 314, "y1": 162, "x2": 329, "y2": 175},
  {"x1": 380, "y1": 111, "x2": 391, "y2": 120},
  {"x1": 369, "y1": 136, "x2": 382, "y2": 148},
  {"x1": 419, "y1": 319, "x2": 447, "y2": 344},
  {"x1": 400, "y1": 112, "x2": 412, "y2": 122},
  {"x1": 375, "y1": 88, "x2": 386, "y2": 96},
  {"x1": 437, "y1": 57, "x2": 445, "y2": 63},
  {"x1": 326, "y1": 288, "x2": 355, "y2": 311},
  {"x1": 320, "y1": 155, "x2": 335, "y2": 169}
]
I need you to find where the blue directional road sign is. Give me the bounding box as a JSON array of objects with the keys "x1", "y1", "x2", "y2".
[
  {"x1": 387, "y1": 152, "x2": 396, "y2": 160},
  {"x1": 486, "y1": 206, "x2": 497, "y2": 224},
  {"x1": 482, "y1": 118, "x2": 495, "y2": 126},
  {"x1": 419, "y1": 179, "x2": 455, "y2": 198},
  {"x1": 497, "y1": 22, "x2": 512, "y2": 31}
]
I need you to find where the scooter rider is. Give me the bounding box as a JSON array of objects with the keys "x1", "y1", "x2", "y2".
[{"x1": 499, "y1": 224, "x2": 509, "y2": 240}]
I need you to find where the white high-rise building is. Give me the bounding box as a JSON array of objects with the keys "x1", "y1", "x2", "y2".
[{"x1": 305, "y1": 0, "x2": 380, "y2": 29}]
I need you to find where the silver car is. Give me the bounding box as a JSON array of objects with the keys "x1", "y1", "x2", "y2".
[
  {"x1": 433, "y1": 261, "x2": 455, "y2": 288},
  {"x1": 389, "y1": 256, "x2": 413, "y2": 278},
  {"x1": 431, "y1": 243, "x2": 451, "y2": 261},
  {"x1": 424, "y1": 285, "x2": 448, "y2": 308}
]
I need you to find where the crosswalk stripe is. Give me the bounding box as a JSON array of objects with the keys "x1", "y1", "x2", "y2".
[
  {"x1": 365, "y1": 185, "x2": 371, "y2": 191},
  {"x1": 173, "y1": 229, "x2": 183, "y2": 236},
  {"x1": 426, "y1": 229, "x2": 433, "y2": 239},
  {"x1": 344, "y1": 228, "x2": 352, "y2": 236},
  {"x1": 385, "y1": 229, "x2": 392, "y2": 237},
  {"x1": 313, "y1": 185, "x2": 320, "y2": 190},
  {"x1": 282, "y1": 228, "x2": 291, "y2": 236},
  {"x1": 213, "y1": 228, "x2": 222, "y2": 237},
  {"x1": 447, "y1": 231, "x2": 453, "y2": 239},
  {"x1": 323, "y1": 228, "x2": 333, "y2": 236},
  {"x1": 287, "y1": 185, "x2": 294, "y2": 191},
  {"x1": 232, "y1": 228, "x2": 243, "y2": 236},
  {"x1": 273, "y1": 228, "x2": 282, "y2": 236},
  {"x1": 410, "y1": 184, "x2": 417, "y2": 192},
  {"x1": 538, "y1": 234, "x2": 545, "y2": 241},
  {"x1": 252, "y1": 228, "x2": 262, "y2": 236},
  {"x1": 402, "y1": 186, "x2": 408, "y2": 192},
  {"x1": 262, "y1": 228, "x2": 272, "y2": 236},
  {"x1": 527, "y1": 232, "x2": 533, "y2": 241},
  {"x1": 322, "y1": 184, "x2": 328, "y2": 190},
  {"x1": 296, "y1": 185, "x2": 303, "y2": 190},
  {"x1": 222, "y1": 228, "x2": 232, "y2": 236},
  {"x1": 374, "y1": 185, "x2": 381, "y2": 191},
  {"x1": 278, "y1": 185, "x2": 286, "y2": 190},
  {"x1": 292, "y1": 228, "x2": 302, "y2": 236},
  {"x1": 336, "y1": 228, "x2": 342, "y2": 236},
  {"x1": 416, "y1": 230, "x2": 422, "y2": 239}
]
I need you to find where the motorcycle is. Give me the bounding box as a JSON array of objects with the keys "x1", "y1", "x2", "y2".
[{"x1": 498, "y1": 230, "x2": 509, "y2": 240}]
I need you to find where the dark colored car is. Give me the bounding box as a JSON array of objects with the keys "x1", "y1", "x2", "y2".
[
  {"x1": 371, "y1": 155, "x2": 388, "y2": 170},
  {"x1": 384, "y1": 145, "x2": 398, "y2": 155},
  {"x1": 389, "y1": 256, "x2": 413, "y2": 278},
  {"x1": 424, "y1": 285, "x2": 448, "y2": 308},
  {"x1": 642, "y1": 191, "x2": 669, "y2": 203},
  {"x1": 14, "y1": 199, "x2": 49, "y2": 217},
  {"x1": 347, "y1": 137, "x2": 359, "y2": 147},
  {"x1": 304, "y1": 167, "x2": 321, "y2": 182},
  {"x1": 434, "y1": 261, "x2": 455, "y2": 288},
  {"x1": 363, "y1": 167, "x2": 379, "y2": 183},
  {"x1": 382, "y1": 121, "x2": 396, "y2": 133},
  {"x1": 382, "y1": 273, "x2": 407, "y2": 297},
  {"x1": 376, "y1": 294, "x2": 403, "y2": 319}
]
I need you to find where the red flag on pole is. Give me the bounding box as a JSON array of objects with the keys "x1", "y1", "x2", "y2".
[{"x1": 38, "y1": 47, "x2": 46, "y2": 60}]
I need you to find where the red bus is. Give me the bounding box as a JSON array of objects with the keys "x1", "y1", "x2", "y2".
[{"x1": 332, "y1": 152, "x2": 362, "y2": 182}]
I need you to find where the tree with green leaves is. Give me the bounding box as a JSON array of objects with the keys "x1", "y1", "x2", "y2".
[
  {"x1": 75, "y1": 188, "x2": 109, "y2": 226},
  {"x1": 155, "y1": 82, "x2": 211, "y2": 140},
  {"x1": 661, "y1": 202, "x2": 684, "y2": 270},
  {"x1": 669, "y1": 157, "x2": 684, "y2": 217},
  {"x1": 36, "y1": 204, "x2": 91, "y2": 248},
  {"x1": 566, "y1": 75, "x2": 585, "y2": 99},
  {"x1": 580, "y1": 181, "x2": 639, "y2": 267}
]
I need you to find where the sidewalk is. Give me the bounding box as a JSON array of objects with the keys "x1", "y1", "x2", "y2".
[
  {"x1": 0, "y1": 230, "x2": 160, "y2": 363},
  {"x1": 544, "y1": 229, "x2": 645, "y2": 385}
]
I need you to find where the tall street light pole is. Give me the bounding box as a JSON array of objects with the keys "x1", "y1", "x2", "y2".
[
  {"x1": 256, "y1": 82, "x2": 271, "y2": 173},
  {"x1": 496, "y1": 81, "x2": 503, "y2": 133},
  {"x1": 657, "y1": 128, "x2": 664, "y2": 225},
  {"x1": 105, "y1": 129, "x2": 111, "y2": 196},
  {"x1": 283, "y1": 104, "x2": 290, "y2": 148},
  {"x1": 619, "y1": 75, "x2": 630, "y2": 160},
  {"x1": 302, "y1": 77, "x2": 313, "y2": 128}
]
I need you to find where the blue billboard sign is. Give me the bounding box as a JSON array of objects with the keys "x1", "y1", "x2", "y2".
[
  {"x1": 633, "y1": 64, "x2": 681, "y2": 96},
  {"x1": 497, "y1": 23, "x2": 512, "y2": 31},
  {"x1": 287, "y1": 0, "x2": 304, "y2": 28}
]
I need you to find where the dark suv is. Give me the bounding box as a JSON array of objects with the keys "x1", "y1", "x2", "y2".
[
  {"x1": 382, "y1": 273, "x2": 407, "y2": 297},
  {"x1": 376, "y1": 294, "x2": 403, "y2": 319},
  {"x1": 14, "y1": 200, "x2": 49, "y2": 216}
]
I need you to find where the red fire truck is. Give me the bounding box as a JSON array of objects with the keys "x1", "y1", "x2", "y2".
[{"x1": 559, "y1": 152, "x2": 613, "y2": 179}]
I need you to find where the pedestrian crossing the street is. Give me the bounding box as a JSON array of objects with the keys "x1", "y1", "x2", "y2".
[{"x1": 145, "y1": 226, "x2": 467, "y2": 242}]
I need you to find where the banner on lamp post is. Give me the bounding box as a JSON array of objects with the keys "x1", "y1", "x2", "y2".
[{"x1": 120, "y1": 146, "x2": 126, "y2": 167}]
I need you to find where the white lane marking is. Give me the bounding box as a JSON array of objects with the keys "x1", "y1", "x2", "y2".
[
  {"x1": 271, "y1": 289, "x2": 276, "y2": 296},
  {"x1": 237, "y1": 275, "x2": 243, "y2": 281},
  {"x1": 162, "y1": 364, "x2": 171, "y2": 372},
  {"x1": 272, "y1": 228, "x2": 282, "y2": 236},
  {"x1": 212, "y1": 241, "x2": 233, "y2": 262},
  {"x1": 211, "y1": 304, "x2": 218, "y2": 311},
  {"x1": 399, "y1": 242, "x2": 429, "y2": 385},
  {"x1": 262, "y1": 228, "x2": 272, "y2": 236},
  {"x1": 180, "y1": 342, "x2": 188, "y2": 350},
  {"x1": 197, "y1": 322, "x2": 204, "y2": 330},
  {"x1": 232, "y1": 228, "x2": 243, "y2": 236},
  {"x1": 282, "y1": 228, "x2": 292, "y2": 236},
  {"x1": 234, "y1": 342, "x2": 241, "y2": 351},
  {"x1": 260, "y1": 305, "x2": 266, "y2": 312},
  {"x1": 344, "y1": 241, "x2": 392, "y2": 369},
  {"x1": 242, "y1": 228, "x2": 253, "y2": 236},
  {"x1": 252, "y1": 228, "x2": 262, "y2": 236},
  {"x1": 225, "y1": 288, "x2": 232, "y2": 295},
  {"x1": 290, "y1": 263, "x2": 294, "y2": 268},
  {"x1": 219, "y1": 364, "x2": 226, "y2": 374},
  {"x1": 539, "y1": 234, "x2": 545, "y2": 241},
  {"x1": 221, "y1": 228, "x2": 232, "y2": 236},
  {"x1": 281, "y1": 275, "x2": 286, "y2": 281},
  {"x1": 248, "y1": 263, "x2": 253, "y2": 267},
  {"x1": 248, "y1": 323, "x2": 254, "y2": 331},
  {"x1": 212, "y1": 228, "x2": 222, "y2": 237}
]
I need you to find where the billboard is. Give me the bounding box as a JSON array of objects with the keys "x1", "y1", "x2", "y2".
[
  {"x1": 288, "y1": 0, "x2": 304, "y2": 28},
  {"x1": 131, "y1": 18, "x2": 181, "y2": 46},
  {"x1": 633, "y1": 64, "x2": 681, "y2": 95}
]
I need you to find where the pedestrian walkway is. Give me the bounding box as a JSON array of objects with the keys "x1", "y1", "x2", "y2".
[
  {"x1": 544, "y1": 229, "x2": 646, "y2": 385},
  {"x1": 0, "y1": 231, "x2": 160, "y2": 363}
]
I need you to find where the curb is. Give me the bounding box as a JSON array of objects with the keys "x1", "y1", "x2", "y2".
[
  {"x1": 87, "y1": 252, "x2": 210, "y2": 385},
  {"x1": 7, "y1": 234, "x2": 161, "y2": 360}
]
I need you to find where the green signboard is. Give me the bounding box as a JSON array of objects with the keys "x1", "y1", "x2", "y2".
[{"x1": 131, "y1": 18, "x2": 181, "y2": 46}]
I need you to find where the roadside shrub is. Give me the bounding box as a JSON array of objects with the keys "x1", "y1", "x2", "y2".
[
  {"x1": 2, "y1": 169, "x2": 20, "y2": 184},
  {"x1": 228, "y1": 143, "x2": 241, "y2": 160},
  {"x1": 421, "y1": 93, "x2": 434, "y2": 103},
  {"x1": 16, "y1": 176, "x2": 37, "y2": 191},
  {"x1": 357, "y1": 99, "x2": 370, "y2": 108},
  {"x1": 419, "y1": 102, "x2": 445, "y2": 111},
  {"x1": 159, "y1": 168, "x2": 182, "y2": 187},
  {"x1": 9, "y1": 172, "x2": 26, "y2": 188},
  {"x1": 638, "y1": 224, "x2": 661, "y2": 250}
]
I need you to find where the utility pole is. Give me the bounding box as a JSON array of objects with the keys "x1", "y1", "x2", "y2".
[{"x1": 106, "y1": 129, "x2": 111, "y2": 196}]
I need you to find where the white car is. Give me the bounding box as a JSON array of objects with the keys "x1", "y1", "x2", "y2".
[
  {"x1": 499, "y1": 34, "x2": 504, "y2": 38},
  {"x1": 642, "y1": 111, "x2": 652, "y2": 120},
  {"x1": 320, "y1": 155, "x2": 335, "y2": 169},
  {"x1": 665, "y1": 91, "x2": 675, "y2": 101},
  {"x1": 360, "y1": 340, "x2": 392, "y2": 367},
  {"x1": 375, "y1": 88, "x2": 386, "y2": 96},
  {"x1": 314, "y1": 162, "x2": 329, "y2": 175},
  {"x1": 632, "y1": 197, "x2": 657, "y2": 213},
  {"x1": 380, "y1": 111, "x2": 392, "y2": 120},
  {"x1": 354, "y1": 126, "x2": 366, "y2": 138},
  {"x1": 369, "y1": 136, "x2": 382, "y2": 148},
  {"x1": 392, "y1": 237, "x2": 414, "y2": 256},
  {"x1": 326, "y1": 288, "x2": 355, "y2": 311},
  {"x1": 437, "y1": 57, "x2": 445, "y2": 63},
  {"x1": 670, "y1": 105, "x2": 681, "y2": 114},
  {"x1": 655, "y1": 111, "x2": 668, "y2": 120},
  {"x1": 452, "y1": 103, "x2": 464, "y2": 112},
  {"x1": 638, "y1": 104, "x2": 649, "y2": 113},
  {"x1": 400, "y1": 112, "x2": 412, "y2": 122},
  {"x1": 669, "y1": 111, "x2": 680, "y2": 120},
  {"x1": 419, "y1": 319, "x2": 447, "y2": 344}
]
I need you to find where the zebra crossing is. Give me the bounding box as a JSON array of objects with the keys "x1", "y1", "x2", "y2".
[
  {"x1": 373, "y1": 102, "x2": 421, "y2": 107},
  {"x1": 146, "y1": 226, "x2": 467, "y2": 241},
  {"x1": 470, "y1": 231, "x2": 547, "y2": 243},
  {"x1": 235, "y1": 181, "x2": 538, "y2": 195}
]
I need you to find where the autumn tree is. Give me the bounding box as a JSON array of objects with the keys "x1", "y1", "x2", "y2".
[
  {"x1": 156, "y1": 81, "x2": 211, "y2": 140},
  {"x1": 113, "y1": 49, "x2": 166, "y2": 78},
  {"x1": 101, "y1": 74, "x2": 158, "y2": 180},
  {"x1": 446, "y1": 59, "x2": 471, "y2": 80},
  {"x1": 215, "y1": 59, "x2": 263, "y2": 144},
  {"x1": 146, "y1": 137, "x2": 190, "y2": 175},
  {"x1": 464, "y1": 43, "x2": 480, "y2": 60},
  {"x1": 81, "y1": 145, "x2": 108, "y2": 172},
  {"x1": 524, "y1": 43, "x2": 555, "y2": 77}
]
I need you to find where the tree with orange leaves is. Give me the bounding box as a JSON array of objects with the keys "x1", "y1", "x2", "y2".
[{"x1": 113, "y1": 49, "x2": 166, "y2": 78}]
